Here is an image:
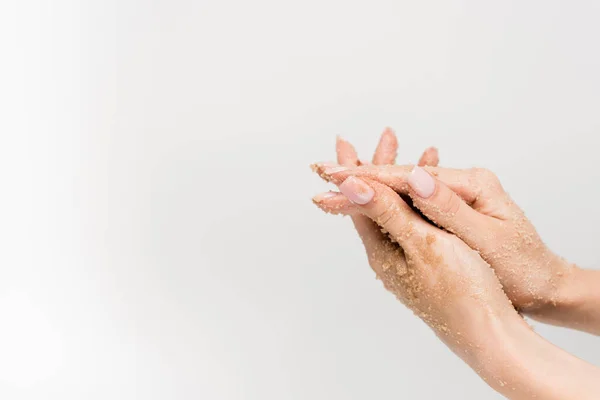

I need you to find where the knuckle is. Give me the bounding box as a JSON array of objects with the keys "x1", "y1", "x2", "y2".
[
  {"x1": 469, "y1": 167, "x2": 485, "y2": 178},
  {"x1": 471, "y1": 167, "x2": 500, "y2": 184},
  {"x1": 435, "y1": 188, "x2": 461, "y2": 215},
  {"x1": 469, "y1": 168, "x2": 504, "y2": 195},
  {"x1": 375, "y1": 205, "x2": 399, "y2": 227}
]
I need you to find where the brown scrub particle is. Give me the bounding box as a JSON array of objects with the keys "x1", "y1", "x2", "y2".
[{"x1": 426, "y1": 234, "x2": 436, "y2": 245}]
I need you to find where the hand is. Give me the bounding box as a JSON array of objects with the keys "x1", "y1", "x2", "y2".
[
  {"x1": 313, "y1": 128, "x2": 437, "y2": 215},
  {"x1": 316, "y1": 173, "x2": 518, "y2": 334},
  {"x1": 313, "y1": 163, "x2": 574, "y2": 315},
  {"x1": 312, "y1": 131, "x2": 525, "y2": 391},
  {"x1": 311, "y1": 132, "x2": 600, "y2": 398}
]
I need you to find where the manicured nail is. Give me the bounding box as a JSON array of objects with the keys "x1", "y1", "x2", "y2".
[
  {"x1": 312, "y1": 191, "x2": 340, "y2": 202},
  {"x1": 339, "y1": 176, "x2": 374, "y2": 205},
  {"x1": 324, "y1": 166, "x2": 348, "y2": 175},
  {"x1": 408, "y1": 166, "x2": 435, "y2": 198}
]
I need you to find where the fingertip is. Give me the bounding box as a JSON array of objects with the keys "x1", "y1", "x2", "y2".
[
  {"x1": 310, "y1": 161, "x2": 337, "y2": 170},
  {"x1": 418, "y1": 147, "x2": 439, "y2": 167},
  {"x1": 336, "y1": 135, "x2": 359, "y2": 166},
  {"x1": 320, "y1": 166, "x2": 352, "y2": 184},
  {"x1": 382, "y1": 127, "x2": 398, "y2": 146},
  {"x1": 373, "y1": 127, "x2": 398, "y2": 165},
  {"x1": 312, "y1": 191, "x2": 354, "y2": 215},
  {"x1": 311, "y1": 162, "x2": 346, "y2": 182},
  {"x1": 335, "y1": 135, "x2": 345, "y2": 151},
  {"x1": 312, "y1": 191, "x2": 341, "y2": 202}
]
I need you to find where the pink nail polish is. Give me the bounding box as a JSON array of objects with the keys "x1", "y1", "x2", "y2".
[
  {"x1": 408, "y1": 166, "x2": 435, "y2": 198},
  {"x1": 339, "y1": 177, "x2": 374, "y2": 205}
]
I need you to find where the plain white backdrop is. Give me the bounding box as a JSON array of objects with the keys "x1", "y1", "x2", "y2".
[{"x1": 1, "y1": 0, "x2": 600, "y2": 398}]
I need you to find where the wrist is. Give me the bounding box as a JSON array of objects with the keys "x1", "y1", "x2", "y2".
[
  {"x1": 461, "y1": 307, "x2": 600, "y2": 399},
  {"x1": 432, "y1": 298, "x2": 536, "y2": 393},
  {"x1": 453, "y1": 308, "x2": 537, "y2": 396},
  {"x1": 532, "y1": 265, "x2": 600, "y2": 335},
  {"x1": 520, "y1": 255, "x2": 578, "y2": 316}
]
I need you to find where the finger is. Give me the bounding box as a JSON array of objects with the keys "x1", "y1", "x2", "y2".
[
  {"x1": 335, "y1": 136, "x2": 379, "y2": 223},
  {"x1": 337, "y1": 176, "x2": 432, "y2": 249},
  {"x1": 418, "y1": 147, "x2": 439, "y2": 167},
  {"x1": 312, "y1": 163, "x2": 407, "y2": 185},
  {"x1": 406, "y1": 166, "x2": 499, "y2": 252},
  {"x1": 317, "y1": 136, "x2": 362, "y2": 216},
  {"x1": 320, "y1": 163, "x2": 513, "y2": 221},
  {"x1": 312, "y1": 191, "x2": 356, "y2": 215},
  {"x1": 361, "y1": 128, "x2": 402, "y2": 279},
  {"x1": 313, "y1": 164, "x2": 480, "y2": 205},
  {"x1": 335, "y1": 137, "x2": 404, "y2": 282},
  {"x1": 336, "y1": 136, "x2": 359, "y2": 166},
  {"x1": 372, "y1": 127, "x2": 398, "y2": 165},
  {"x1": 424, "y1": 166, "x2": 480, "y2": 204}
]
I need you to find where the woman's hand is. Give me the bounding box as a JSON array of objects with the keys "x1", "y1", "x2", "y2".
[
  {"x1": 311, "y1": 132, "x2": 600, "y2": 398},
  {"x1": 315, "y1": 130, "x2": 514, "y2": 336},
  {"x1": 312, "y1": 161, "x2": 600, "y2": 334},
  {"x1": 312, "y1": 164, "x2": 570, "y2": 308},
  {"x1": 313, "y1": 132, "x2": 526, "y2": 396},
  {"x1": 315, "y1": 147, "x2": 524, "y2": 384}
]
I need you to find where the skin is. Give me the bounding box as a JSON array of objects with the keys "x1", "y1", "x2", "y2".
[
  {"x1": 312, "y1": 159, "x2": 600, "y2": 335},
  {"x1": 311, "y1": 129, "x2": 600, "y2": 399}
]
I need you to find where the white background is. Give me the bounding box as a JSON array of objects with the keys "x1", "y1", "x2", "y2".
[{"x1": 1, "y1": 0, "x2": 600, "y2": 398}]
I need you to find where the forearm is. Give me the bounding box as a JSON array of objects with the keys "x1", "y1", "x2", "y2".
[
  {"x1": 446, "y1": 301, "x2": 600, "y2": 399},
  {"x1": 527, "y1": 265, "x2": 600, "y2": 335}
]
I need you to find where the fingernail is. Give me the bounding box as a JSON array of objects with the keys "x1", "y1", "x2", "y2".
[
  {"x1": 324, "y1": 166, "x2": 348, "y2": 175},
  {"x1": 312, "y1": 191, "x2": 340, "y2": 202},
  {"x1": 339, "y1": 176, "x2": 374, "y2": 205},
  {"x1": 408, "y1": 166, "x2": 435, "y2": 198}
]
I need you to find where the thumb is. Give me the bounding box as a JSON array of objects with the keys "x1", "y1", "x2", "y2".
[{"x1": 406, "y1": 166, "x2": 498, "y2": 252}]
